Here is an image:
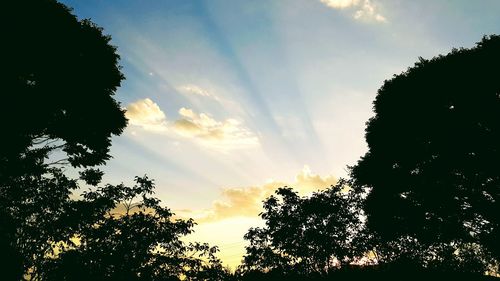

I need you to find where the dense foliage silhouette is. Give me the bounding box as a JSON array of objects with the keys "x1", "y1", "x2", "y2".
[
  {"x1": 2, "y1": 0, "x2": 126, "y2": 168},
  {"x1": 351, "y1": 35, "x2": 500, "y2": 272},
  {"x1": 41, "y1": 176, "x2": 231, "y2": 281},
  {"x1": 239, "y1": 179, "x2": 372, "y2": 276},
  {"x1": 1, "y1": 0, "x2": 127, "y2": 279},
  {"x1": 237, "y1": 266, "x2": 499, "y2": 281}
]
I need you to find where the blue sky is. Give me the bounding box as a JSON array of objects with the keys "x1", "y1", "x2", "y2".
[{"x1": 60, "y1": 0, "x2": 500, "y2": 267}]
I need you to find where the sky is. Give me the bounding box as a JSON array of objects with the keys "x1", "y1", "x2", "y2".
[{"x1": 60, "y1": 0, "x2": 500, "y2": 268}]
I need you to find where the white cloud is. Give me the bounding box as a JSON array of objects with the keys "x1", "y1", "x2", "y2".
[
  {"x1": 319, "y1": 0, "x2": 360, "y2": 9},
  {"x1": 191, "y1": 166, "x2": 338, "y2": 223},
  {"x1": 125, "y1": 98, "x2": 167, "y2": 132},
  {"x1": 125, "y1": 99, "x2": 259, "y2": 150},
  {"x1": 319, "y1": 0, "x2": 386, "y2": 22},
  {"x1": 176, "y1": 84, "x2": 221, "y2": 102},
  {"x1": 175, "y1": 84, "x2": 247, "y2": 117},
  {"x1": 173, "y1": 107, "x2": 259, "y2": 150},
  {"x1": 353, "y1": 0, "x2": 386, "y2": 22}
]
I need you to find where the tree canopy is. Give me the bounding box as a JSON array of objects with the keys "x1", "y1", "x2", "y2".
[
  {"x1": 239, "y1": 179, "x2": 370, "y2": 276},
  {"x1": 1, "y1": 0, "x2": 127, "y2": 278},
  {"x1": 41, "y1": 176, "x2": 231, "y2": 281},
  {"x1": 351, "y1": 35, "x2": 500, "y2": 271},
  {"x1": 2, "y1": 0, "x2": 127, "y2": 169}
]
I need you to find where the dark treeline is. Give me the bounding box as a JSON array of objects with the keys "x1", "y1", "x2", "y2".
[{"x1": 1, "y1": 0, "x2": 499, "y2": 280}]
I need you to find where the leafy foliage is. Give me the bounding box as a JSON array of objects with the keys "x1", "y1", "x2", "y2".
[
  {"x1": 1, "y1": 0, "x2": 126, "y2": 278},
  {"x1": 41, "y1": 176, "x2": 231, "y2": 281},
  {"x1": 351, "y1": 35, "x2": 500, "y2": 272},
  {"x1": 2, "y1": 0, "x2": 127, "y2": 168},
  {"x1": 239, "y1": 179, "x2": 370, "y2": 275},
  {"x1": 0, "y1": 148, "x2": 111, "y2": 279}
]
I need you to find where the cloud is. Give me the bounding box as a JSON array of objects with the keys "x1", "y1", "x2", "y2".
[
  {"x1": 173, "y1": 107, "x2": 259, "y2": 149},
  {"x1": 193, "y1": 166, "x2": 337, "y2": 223},
  {"x1": 125, "y1": 98, "x2": 167, "y2": 132},
  {"x1": 319, "y1": 0, "x2": 386, "y2": 22},
  {"x1": 353, "y1": 0, "x2": 386, "y2": 22},
  {"x1": 319, "y1": 0, "x2": 360, "y2": 9},
  {"x1": 177, "y1": 167, "x2": 338, "y2": 269},
  {"x1": 125, "y1": 98, "x2": 258, "y2": 150},
  {"x1": 176, "y1": 84, "x2": 219, "y2": 101}
]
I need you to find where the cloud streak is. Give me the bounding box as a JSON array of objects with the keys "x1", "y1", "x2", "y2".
[
  {"x1": 319, "y1": 0, "x2": 359, "y2": 9},
  {"x1": 125, "y1": 98, "x2": 259, "y2": 150},
  {"x1": 319, "y1": 0, "x2": 386, "y2": 22},
  {"x1": 176, "y1": 84, "x2": 221, "y2": 101}
]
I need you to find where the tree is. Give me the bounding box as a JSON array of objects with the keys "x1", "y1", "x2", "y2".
[
  {"x1": 0, "y1": 1, "x2": 233, "y2": 280},
  {"x1": 41, "y1": 176, "x2": 231, "y2": 281},
  {"x1": 351, "y1": 35, "x2": 500, "y2": 272},
  {"x1": 2, "y1": 0, "x2": 126, "y2": 168},
  {"x1": 1, "y1": 0, "x2": 127, "y2": 278},
  {"x1": 239, "y1": 179, "x2": 370, "y2": 276},
  {"x1": 2, "y1": 164, "x2": 103, "y2": 280}
]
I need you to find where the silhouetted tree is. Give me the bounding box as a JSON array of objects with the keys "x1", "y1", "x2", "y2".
[
  {"x1": 239, "y1": 179, "x2": 370, "y2": 276},
  {"x1": 2, "y1": 0, "x2": 126, "y2": 167},
  {"x1": 1, "y1": 0, "x2": 127, "y2": 278},
  {"x1": 351, "y1": 35, "x2": 500, "y2": 272},
  {"x1": 41, "y1": 176, "x2": 230, "y2": 281},
  {"x1": 1, "y1": 164, "x2": 106, "y2": 280}
]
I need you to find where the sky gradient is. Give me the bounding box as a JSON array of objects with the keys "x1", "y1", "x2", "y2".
[{"x1": 60, "y1": 0, "x2": 500, "y2": 268}]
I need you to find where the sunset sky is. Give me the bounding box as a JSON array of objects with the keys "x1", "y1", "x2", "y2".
[{"x1": 60, "y1": 0, "x2": 500, "y2": 268}]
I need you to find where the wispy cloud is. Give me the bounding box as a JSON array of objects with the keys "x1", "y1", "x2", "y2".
[
  {"x1": 175, "y1": 84, "x2": 245, "y2": 115},
  {"x1": 125, "y1": 98, "x2": 259, "y2": 150},
  {"x1": 319, "y1": 0, "x2": 386, "y2": 22},
  {"x1": 176, "y1": 84, "x2": 221, "y2": 101},
  {"x1": 319, "y1": 0, "x2": 360, "y2": 9},
  {"x1": 173, "y1": 107, "x2": 259, "y2": 149},
  {"x1": 186, "y1": 166, "x2": 337, "y2": 223}
]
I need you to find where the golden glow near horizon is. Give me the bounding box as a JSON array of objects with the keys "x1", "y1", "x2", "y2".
[{"x1": 180, "y1": 166, "x2": 337, "y2": 268}]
